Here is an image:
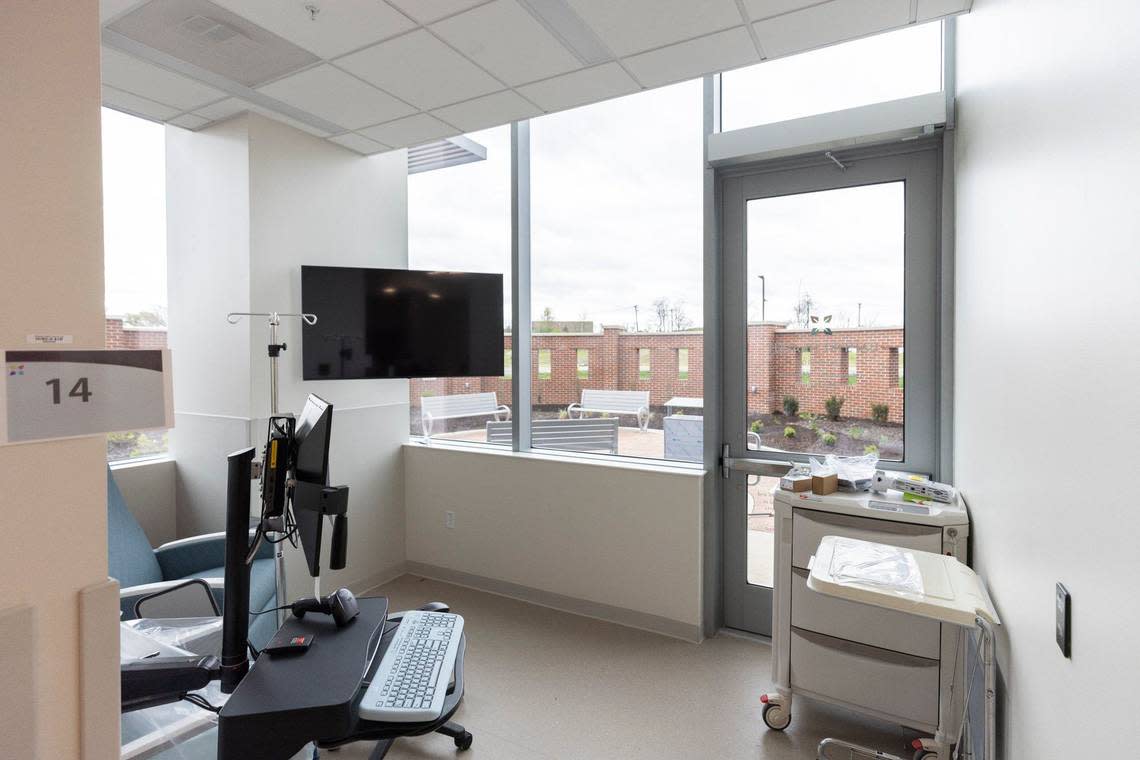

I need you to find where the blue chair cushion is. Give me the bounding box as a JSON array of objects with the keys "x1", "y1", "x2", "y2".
[
  {"x1": 107, "y1": 468, "x2": 163, "y2": 588},
  {"x1": 180, "y1": 557, "x2": 277, "y2": 616},
  {"x1": 180, "y1": 557, "x2": 278, "y2": 649}
]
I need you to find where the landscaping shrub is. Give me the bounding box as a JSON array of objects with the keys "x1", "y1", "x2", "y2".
[
  {"x1": 871, "y1": 403, "x2": 889, "y2": 423},
  {"x1": 847, "y1": 426, "x2": 865, "y2": 439},
  {"x1": 782, "y1": 396, "x2": 799, "y2": 416},
  {"x1": 783, "y1": 426, "x2": 796, "y2": 439},
  {"x1": 558, "y1": 410, "x2": 569, "y2": 419},
  {"x1": 825, "y1": 395, "x2": 844, "y2": 421},
  {"x1": 864, "y1": 443, "x2": 879, "y2": 455},
  {"x1": 798, "y1": 412, "x2": 819, "y2": 431},
  {"x1": 750, "y1": 419, "x2": 763, "y2": 433},
  {"x1": 821, "y1": 432, "x2": 837, "y2": 446}
]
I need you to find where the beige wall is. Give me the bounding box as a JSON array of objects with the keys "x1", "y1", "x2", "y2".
[
  {"x1": 0, "y1": 1, "x2": 119, "y2": 757},
  {"x1": 404, "y1": 445, "x2": 705, "y2": 638},
  {"x1": 955, "y1": 0, "x2": 1140, "y2": 755}
]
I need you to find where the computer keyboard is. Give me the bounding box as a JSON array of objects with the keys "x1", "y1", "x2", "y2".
[{"x1": 358, "y1": 610, "x2": 464, "y2": 723}]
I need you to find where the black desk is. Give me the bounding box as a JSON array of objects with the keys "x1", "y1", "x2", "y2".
[{"x1": 218, "y1": 597, "x2": 469, "y2": 760}]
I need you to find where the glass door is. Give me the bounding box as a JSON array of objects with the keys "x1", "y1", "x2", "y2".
[{"x1": 720, "y1": 142, "x2": 941, "y2": 634}]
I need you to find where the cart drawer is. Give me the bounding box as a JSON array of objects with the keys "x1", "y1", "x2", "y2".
[
  {"x1": 791, "y1": 568, "x2": 940, "y2": 659},
  {"x1": 792, "y1": 509, "x2": 942, "y2": 570},
  {"x1": 790, "y1": 627, "x2": 939, "y2": 728}
]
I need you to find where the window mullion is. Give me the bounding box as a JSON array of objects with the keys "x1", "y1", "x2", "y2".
[{"x1": 511, "y1": 120, "x2": 532, "y2": 452}]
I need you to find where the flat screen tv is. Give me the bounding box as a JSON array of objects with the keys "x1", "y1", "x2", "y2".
[{"x1": 301, "y1": 265, "x2": 504, "y2": 380}]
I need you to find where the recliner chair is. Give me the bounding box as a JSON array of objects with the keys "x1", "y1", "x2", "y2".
[{"x1": 108, "y1": 468, "x2": 279, "y2": 649}]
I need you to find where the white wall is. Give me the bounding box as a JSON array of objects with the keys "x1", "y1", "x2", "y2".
[
  {"x1": 954, "y1": 1, "x2": 1140, "y2": 756},
  {"x1": 167, "y1": 117, "x2": 253, "y2": 537},
  {"x1": 112, "y1": 459, "x2": 178, "y2": 546},
  {"x1": 166, "y1": 113, "x2": 409, "y2": 597},
  {"x1": 405, "y1": 445, "x2": 705, "y2": 639},
  {"x1": 246, "y1": 115, "x2": 410, "y2": 594},
  {"x1": 0, "y1": 1, "x2": 119, "y2": 756}
]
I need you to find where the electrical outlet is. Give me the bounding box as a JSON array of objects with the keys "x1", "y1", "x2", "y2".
[{"x1": 445, "y1": 510, "x2": 456, "y2": 529}]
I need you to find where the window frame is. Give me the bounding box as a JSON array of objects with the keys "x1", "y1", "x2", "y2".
[{"x1": 418, "y1": 22, "x2": 953, "y2": 480}]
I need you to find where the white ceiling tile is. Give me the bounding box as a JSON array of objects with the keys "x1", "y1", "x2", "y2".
[
  {"x1": 102, "y1": 85, "x2": 182, "y2": 121},
  {"x1": 753, "y1": 0, "x2": 912, "y2": 58},
  {"x1": 564, "y1": 0, "x2": 744, "y2": 57},
  {"x1": 336, "y1": 29, "x2": 503, "y2": 110},
  {"x1": 431, "y1": 90, "x2": 540, "y2": 132},
  {"x1": 210, "y1": 0, "x2": 417, "y2": 59},
  {"x1": 101, "y1": 0, "x2": 147, "y2": 23},
  {"x1": 192, "y1": 97, "x2": 333, "y2": 137},
  {"x1": 742, "y1": 0, "x2": 824, "y2": 21},
  {"x1": 245, "y1": 103, "x2": 334, "y2": 137},
  {"x1": 193, "y1": 97, "x2": 248, "y2": 121},
  {"x1": 101, "y1": 46, "x2": 227, "y2": 111},
  {"x1": 169, "y1": 113, "x2": 211, "y2": 130},
  {"x1": 386, "y1": 0, "x2": 487, "y2": 24},
  {"x1": 916, "y1": 0, "x2": 970, "y2": 22},
  {"x1": 516, "y1": 62, "x2": 638, "y2": 112},
  {"x1": 258, "y1": 64, "x2": 416, "y2": 130},
  {"x1": 328, "y1": 132, "x2": 391, "y2": 154},
  {"x1": 360, "y1": 113, "x2": 458, "y2": 147},
  {"x1": 623, "y1": 27, "x2": 758, "y2": 88},
  {"x1": 431, "y1": 0, "x2": 582, "y2": 86}
]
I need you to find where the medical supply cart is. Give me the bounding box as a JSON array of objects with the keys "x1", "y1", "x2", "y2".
[
  {"x1": 808, "y1": 536, "x2": 999, "y2": 760},
  {"x1": 760, "y1": 488, "x2": 971, "y2": 757}
]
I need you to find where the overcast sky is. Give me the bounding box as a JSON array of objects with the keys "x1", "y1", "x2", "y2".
[{"x1": 104, "y1": 23, "x2": 939, "y2": 330}]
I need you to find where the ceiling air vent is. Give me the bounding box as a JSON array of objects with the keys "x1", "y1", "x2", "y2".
[{"x1": 108, "y1": 0, "x2": 318, "y2": 88}]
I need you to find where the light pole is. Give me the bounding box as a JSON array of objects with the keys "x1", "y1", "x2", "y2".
[{"x1": 757, "y1": 275, "x2": 766, "y2": 322}]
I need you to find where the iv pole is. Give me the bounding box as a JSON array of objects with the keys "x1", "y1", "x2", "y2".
[{"x1": 226, "y1": 310, "x2": 317, "y2": 627}]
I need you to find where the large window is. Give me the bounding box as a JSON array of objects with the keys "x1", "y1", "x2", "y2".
[
  {"x1": 529, "y1": 81, "x2": 704, "y2": 461},
  {"x1": 407, "y1": 126, "x2": 511, "y2": 443},
  {"x1": 102, "y1": 108, "x2": 169, "y2": 462},
  {"x1": 721, "y1": 23, "x2": 943, "y2": 132}
]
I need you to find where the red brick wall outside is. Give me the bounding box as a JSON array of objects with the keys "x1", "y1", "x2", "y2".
[
  {"x1": 105, "y1": 318, "x2": 168, "y2": 350},
  {"x1": 409, "y1": 324, "x2": 903, "y2": 423}
]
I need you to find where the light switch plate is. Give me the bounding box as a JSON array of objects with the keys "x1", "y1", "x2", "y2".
[{"x1": 1056, "y1": 582, "x2": 1071, "y2": 657}]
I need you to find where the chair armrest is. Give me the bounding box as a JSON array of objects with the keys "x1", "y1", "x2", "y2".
[
  {"x1": 155, "y1": 529, "x2": 271, "y2": 579},
  {"x1": 120, "y1": 578, "x2": 225, "y2": 620},
  {"x1": 497, "y1": 404, "x2": 511, "y2": 419}
]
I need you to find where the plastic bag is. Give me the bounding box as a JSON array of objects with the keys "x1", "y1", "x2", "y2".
[
  {"x1": 809, "y1": 453, "x2": 878, "y2": 491},
  {"x1": 828, "y1": 537, "x2": 924, "y2": 596},
  {"x1": 125, "y1": 616, "x2": 223, "y2": 656}
]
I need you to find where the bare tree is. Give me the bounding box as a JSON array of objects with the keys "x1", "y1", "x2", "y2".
[
  {"x1": 651, "y1": 298, "x2": 693, "y2": 332},
  {"x1": 793, "y1": 292, "x2": 814, "y2": 329}
]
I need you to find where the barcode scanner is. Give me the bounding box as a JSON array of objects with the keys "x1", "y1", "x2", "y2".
[{"x1": 290, "y1": 588, "x2": 359, "y2": 627}]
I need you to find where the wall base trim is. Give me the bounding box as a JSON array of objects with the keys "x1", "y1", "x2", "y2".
[
  {"x1": 349, "y1": 562, "x2": 409, "y2": 597},
  {"x1": 404, "y1": 561, "x2": 704, "y2": 643}
]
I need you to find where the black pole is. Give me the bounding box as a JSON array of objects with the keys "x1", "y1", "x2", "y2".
[{"x1": 221, "y1": 446, "x2": 255, "y2": 693}]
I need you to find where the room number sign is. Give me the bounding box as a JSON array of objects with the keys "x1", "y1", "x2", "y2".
[{"x1": 1, "y1": 349, "x2": 173, "y2": 445}]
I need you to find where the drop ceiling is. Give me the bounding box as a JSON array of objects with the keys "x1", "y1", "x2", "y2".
[{"x1": 100, "y1": 0, "x2": 972, "y2": 155}]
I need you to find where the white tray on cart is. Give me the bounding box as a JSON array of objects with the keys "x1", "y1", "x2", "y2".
[{"x1": 806, "y1": 536, "x2": 999, "y2": 760}]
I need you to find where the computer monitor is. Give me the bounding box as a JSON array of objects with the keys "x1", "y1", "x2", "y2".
[{"x1": 294, "y1": 394, "x2": 332, "y2": 485}]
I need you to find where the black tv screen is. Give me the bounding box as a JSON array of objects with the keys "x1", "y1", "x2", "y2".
[{"x1": 301, "y1": 266, "x2": 504, "y2": 380}]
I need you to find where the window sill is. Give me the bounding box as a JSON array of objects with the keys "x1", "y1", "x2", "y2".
[
  {"x1": 404, "y1": 438, "x2": 707, "y2": 478},
  {"x1": 109, "y1": 454, "x2": 174, "y2": 470}
]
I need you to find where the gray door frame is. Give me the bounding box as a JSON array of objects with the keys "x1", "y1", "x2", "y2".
[{"x1": 719, "y1": 137, "x2": 944, "y2": 634}]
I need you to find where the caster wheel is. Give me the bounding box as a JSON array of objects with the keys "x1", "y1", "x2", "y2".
[
  {"x1": 762, "y1": 702, "x2": 791, "y2": 731},
  {"x1": 455, "y1": 731, "x2": 474, "y2": 751},
  {"x1": 914, "y1": 751, "x2": 939, "y2": 760}
]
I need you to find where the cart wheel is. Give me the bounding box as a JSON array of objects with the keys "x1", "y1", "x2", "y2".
[
  {"x1": 455, "y1": 731, "x2": 474, "y2": 751},
  {"x1": 762, "y1": 702, "x2": 791, "y2": 731},
  {"x1": 913, "y1": 751, "x2": 938, "y2": 760}
]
